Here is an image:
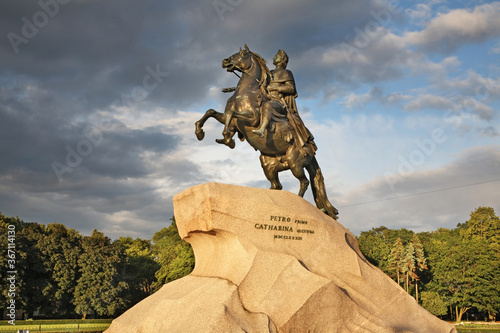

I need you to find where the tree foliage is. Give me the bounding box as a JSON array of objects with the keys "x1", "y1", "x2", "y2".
[
  {"x1": 420, "y1": 291, "x2": 448, "y2": 317},
  {"x1": 0, "y1": 217, "x2": 51, "y2": 316},
  {"x1": 1, "y1": 206, "x2": 497, "y2": 322},
  {"x1": 118, "y1": 236, "x2": 160, "y2": 305},
  {"x1": 0, "y1": 212, "x2": 195, "y2": 319},
  {"x1": 152, "y1": 218, "x2": 195, "y2": 289},
  {"x1": 358, "y1": 226, "x2": 415, "y2": 273},
  {"x1": 38, "y1": 223, "x2": 82, "y2": 316},
  {"x1": 358, "y1": 207, "x2": 500, "y2": 322},
  {"x1": 73, "y1": 230, "x2": 128, "y2": 319},
  {"x1": 387, "y1": 237, "x2": 405, "y2": 286}
]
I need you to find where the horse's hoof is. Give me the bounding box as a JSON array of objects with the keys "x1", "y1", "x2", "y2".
[
  {"x1": 195, "y1": 129, "x2": 205, "y2": 141},
  {"x1": 215, "y1": 138, "x2": 235, "y2": 149}
]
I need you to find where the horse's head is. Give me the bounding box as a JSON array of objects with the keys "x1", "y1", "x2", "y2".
[
  {"x1": 222, "y1": 45, "x2": 253, "y2": 73},
  {"x1": 222, "y1": 45, "x2": 270, "y2": 88}
]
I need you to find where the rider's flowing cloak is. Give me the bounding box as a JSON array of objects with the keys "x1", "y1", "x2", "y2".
[
  {"x1": 284, "y1": 94, "x2": 317, "y2": 155},
  {"x1": 268, "y1": 67, "x2": 317, "y2": 155}
]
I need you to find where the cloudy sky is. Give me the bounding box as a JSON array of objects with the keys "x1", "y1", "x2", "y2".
[{"x1": 1, "y1": 0, "x2": 499, "y2": 239}]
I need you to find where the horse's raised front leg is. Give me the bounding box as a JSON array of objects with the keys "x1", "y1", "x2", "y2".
[
  {"x1": 212, "y1": 109, "x2": 237, "y2": 149},
  {"x1": 215, "y1": 110, "x2": 235, "y2": 148},
  {"x1": 195, "y1": 109, "x2": 222, "y2": 141}
]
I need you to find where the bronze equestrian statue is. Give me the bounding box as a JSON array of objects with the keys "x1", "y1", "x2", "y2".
[{"x1": 195, "y1": 45, "x2": 338, "y2": 219}]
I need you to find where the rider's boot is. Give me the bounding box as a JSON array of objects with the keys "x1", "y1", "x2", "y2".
[
  {"x1": 252, "y1": 116, "x2": 270, "y2": 138},
  {"x1": 252, "y1": 127, "x2": 265, "y2": 138}
]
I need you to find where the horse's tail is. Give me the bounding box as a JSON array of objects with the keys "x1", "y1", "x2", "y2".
[{"x1": 306, "y1": 157, "x2": 339, "y2": 220}]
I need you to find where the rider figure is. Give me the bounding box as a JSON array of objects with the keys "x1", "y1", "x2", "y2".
[{"x1": 253, "y1": 50, "x2": 316, "y2": 156}]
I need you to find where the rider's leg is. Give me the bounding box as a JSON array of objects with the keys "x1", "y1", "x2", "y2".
[{"x1": 252, "y1": 105, "x2": 272, "y2": 137}]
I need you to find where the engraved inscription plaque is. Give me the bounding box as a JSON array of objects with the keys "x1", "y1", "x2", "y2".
[{"x1": 253, "y1": 215, "x2": 316, "y2": 240}]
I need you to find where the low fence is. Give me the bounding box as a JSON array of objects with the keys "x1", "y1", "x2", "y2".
[
  {"x1": 455, "y1": 323, "x2": 500, "y2": 333},
  {"x1": 0, "y1": 322, "x2": 110, "y2": 333}
]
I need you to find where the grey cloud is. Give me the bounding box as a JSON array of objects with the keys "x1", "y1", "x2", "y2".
[
  {"x1": 300, "y1": 29, "x2": 414, "y2": 95},
  {"x1": 1, "y1": 0, "x2": 497, "y2": 240},
  {"x1": 403, "y1": 94, "x2": 454, "y2": 111},
  {"x1": 404, "y1": 2, "x2": 500, "y2": 54},
  {"x1": 433, "y1": 70, "x2": 500, "y2": 103},
  {"x1": 1, "y1": 0, "x2": 407, "y2": 112},
  {"x1": 1, "y1": 0, "x2": 215, "y2": 110},
  {"x1": 479, "y1": 126, "x2": 499, "y2": 137},
  {"x1": 0, "y1": 89, "x2": 179, "y2": 183},
  {"x1": 341, "y1": 86, "x2": 413, "y2": 109},
  {"x1": 339, "y1": 146, "x2": 500, "y2": 234},
  {"x1": 80, "y1": 125, "x2": 180, "y2": 179}
]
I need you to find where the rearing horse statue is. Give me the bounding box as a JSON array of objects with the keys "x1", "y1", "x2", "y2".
[{"x1": 195, "y1": 45, "x2": 339, "y2": 219}]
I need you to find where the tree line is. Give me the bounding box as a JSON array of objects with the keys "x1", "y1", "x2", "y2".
[
  {"x1": 0, "y1": 214, "x2": 194, "y2": 319},
  {"x1": 1, "y1": 206, "x2": 498, "y2": 322},
  {"x1": 357, "y1": 206, "x2": 500, "y2": 322}
]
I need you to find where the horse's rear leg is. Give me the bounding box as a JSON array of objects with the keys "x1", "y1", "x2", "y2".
[
  {"x1": 306, "y1": 157, "x2": 339, "y2": 219},
  {"x1": 195, "y1": 109, "x2": 223, "y2": 141},
  {"x1": 290, "y1": 161, "x2": 309, "y2": 197},
  {"x1": 260, "y1": 155, "x2": 286, "y2": 190},
  {"x1": 287, "y1": 147, "x2": 312, "y2": 197}
]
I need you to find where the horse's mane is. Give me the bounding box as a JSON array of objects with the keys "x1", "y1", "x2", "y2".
[{"x1": 249, "y1": 51, "x2": 270, "y2": 87}]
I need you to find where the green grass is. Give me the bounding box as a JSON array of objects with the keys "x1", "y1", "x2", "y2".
[
  {"x1": 0, "y1": 319, "x2": 112, "y2": 333},
  {"x1": 1, "y1": 319, "x2": 498, "y2": 333},
  {"x1": 455, "y1": 323, "x2": 500, "y2": 333}
]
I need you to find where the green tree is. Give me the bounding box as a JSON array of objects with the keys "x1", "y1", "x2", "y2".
[
  {"x1": 16, "y1": 222, "x2": 51, "y2": 317},
  {"x1": 429, "y1": 228, "x2": 500, "y2": 322},
  {"x1": 118, "y1": 236, "x2": 160, "y2": 306},
  {"x1": 466, "y1": 239, "x2": 500, "y2": 322},
  {"x1": 427, "y1": 228, "x2": 471, "y2": 322},
  {"x1": 152, "y1": 218, "x2": 195, "y2": 289},
  {"x1": 73, "y1": 230, "x2": 128, "y2": 319},
  {"x1": 422, "y1": 228, "x2": 457, "y2": 320},
  {"x1": 412, "y1": 234, "x2": 427, "y2": 303},
  {"x1": 1, "y1": 215, "x2": 83, "y2": 318},
  {"x1": 358, "y1": 227, "x2": 415, "y2": 274},
  {"x1": 403, "y1": 242, "x2": 416, "y2": 293},
  {"x1": 421, "y1": 291, "x2": 448, "y2": 317},
  {"x1": 357, "y1": 226, "x2": 391, "y2": 270},
  {"x1": 459, "y1": 207, "x2": 500, "y2": 321},
  {"x1": 359, "y1": 209, "x2": 500, "y2": 321},
  {"x1": 460, "y1": 207, "x2": 500, "y2": 242},
  {"x1": 38, "y1": 223, "x2": 82, "y2": 316},
  {"x1": 0, "y1": 214, "x2": 42, "y2": 317},
  {"x1": 387, "y1": 237, "x2": 405, "y2": 286},
  {"x1": 385, "y1": 228, "x2": 415, "y2": 247}
]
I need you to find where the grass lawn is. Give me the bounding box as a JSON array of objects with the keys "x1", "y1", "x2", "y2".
[
  {"x1": 2, "y1": 319, "x2": 498, "y2": 332},
  {"x1": 0, "y1": 319, "x2": 112, "y2": 332},
  {"x1": 455, "y1": 322, "x2": 500, "y2": 333}
]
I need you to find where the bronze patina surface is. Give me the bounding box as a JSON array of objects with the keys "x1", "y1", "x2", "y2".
[{"x1": 195, "y1": 45, "x2": 338, "y2": 219}]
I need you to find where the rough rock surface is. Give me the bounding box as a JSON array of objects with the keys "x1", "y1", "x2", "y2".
[{"x1": 106, "y1": 183, "x2": 457, "y2": 333}]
